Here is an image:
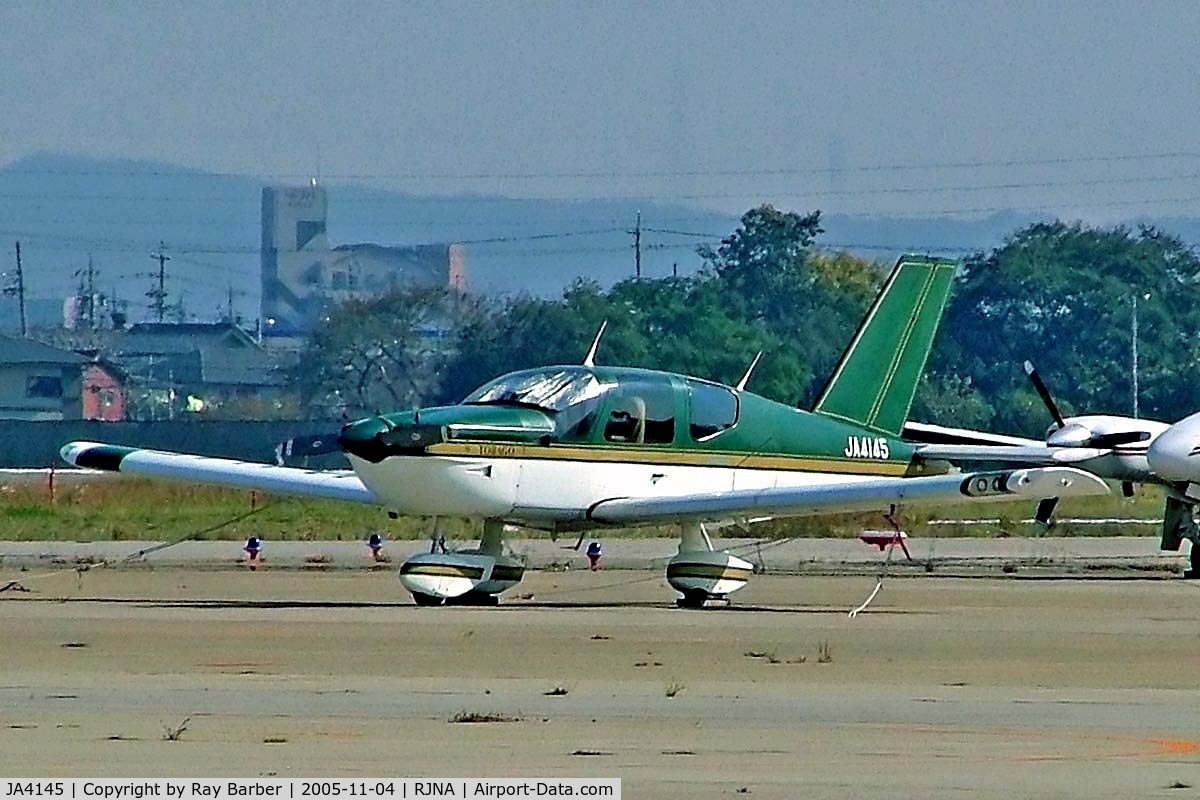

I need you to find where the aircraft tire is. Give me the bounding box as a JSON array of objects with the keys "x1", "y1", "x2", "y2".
[
  {"x1": 675, "y1": 590, "x2": 711, "y2": 609},
  {"x1": 446, "y1": 591, "x2": 499, "y2": 606},
  {"x1": 1185, "y1": 543, "x2": 1200, "y2": 579},
  {"x1": 412, "y1": 592, "x2": 446, "y2": 606}
]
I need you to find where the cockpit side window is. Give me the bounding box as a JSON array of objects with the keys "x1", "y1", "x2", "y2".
[
  {"x1": 688, "y1": 379, "x2": 738, "y2": 440},
  {"x1": 603, "y1": 379, "x2": 676, "y2": 445}
]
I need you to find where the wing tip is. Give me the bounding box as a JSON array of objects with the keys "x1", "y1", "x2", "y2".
[{"x1": 59, "y1": 441, "x2": 135, "y2": 471}]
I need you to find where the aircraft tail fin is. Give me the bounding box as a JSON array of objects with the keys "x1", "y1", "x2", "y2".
[{"x1": 811, "y1": 255, "x2": 957, "y2": 436}]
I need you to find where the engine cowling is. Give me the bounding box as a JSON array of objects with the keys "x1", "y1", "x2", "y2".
[{"x1": 1047, "y1": 415, "x2": 1166, "y2": 449}]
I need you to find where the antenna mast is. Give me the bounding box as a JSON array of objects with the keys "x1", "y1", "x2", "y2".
[
  {"x1": 628, "y1": 211, "x2": 642, "y2": 278},
  {"x1": 4, "y1": 241, "x2": 27, "y2": 336},
  {"x1": 85, "y1": 254, "x2": 97, "y2": 329},
  {"x1": 148, "y1": 240, "x2": 170, "y2": 323}
]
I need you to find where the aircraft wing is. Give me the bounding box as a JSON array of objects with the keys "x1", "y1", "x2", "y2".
[
  {"x1": 60, "y1": 441, "x2": 378, "y2": 505},
  {"x1": 903, "y1": 421, "x2": 1045, "y2": 447},
  {"x1": 587, "y1": 467, "x2": 1108, "y2": 525},
  {"x1": 903, "y1": 422, "x2": 1107, "y2": 464}
]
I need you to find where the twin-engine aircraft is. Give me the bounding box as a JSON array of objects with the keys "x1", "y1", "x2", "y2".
[
  {"x1": 907, "y1": 362, "x2": 1200, "y2": 578},
  {"x1": 61, "y1": 256, "x2": 1107, "y2": 607}
]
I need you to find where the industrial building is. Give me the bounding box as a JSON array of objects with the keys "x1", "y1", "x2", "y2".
[{"x1": 260, "y1": 185, "x2": 465, "y2": 334}]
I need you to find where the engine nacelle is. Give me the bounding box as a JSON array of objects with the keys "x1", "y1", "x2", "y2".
[
  {"x1": 398, "y1": 551, "x2": 525, "y2": 604},
  {"x1": 1148, "y1": 411, "x2": 1200, "y2": 484},
  {"x1": 666, "y1": 549, "x2": 754, "y2": 607}
]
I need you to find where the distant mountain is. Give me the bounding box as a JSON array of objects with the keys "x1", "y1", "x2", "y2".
[
  {"x1": 0, "y1": 153, "x2": 735, "y2": 328},
  {"x1": 1, "y1": 153, "x2": 1194, "y2": 333}
]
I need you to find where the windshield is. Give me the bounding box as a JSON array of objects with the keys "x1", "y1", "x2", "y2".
[{"x1": 464, "y1": 369, "x2": 606, "y2": 413}]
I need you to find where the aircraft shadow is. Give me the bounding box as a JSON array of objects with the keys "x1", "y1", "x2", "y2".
[{"x1": 10, "y1": 596, "x2": 927, "y2": 614}]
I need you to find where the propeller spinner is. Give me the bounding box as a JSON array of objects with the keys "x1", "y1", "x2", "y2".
[{"x1": 1025, "y1": 361, "x2": 1153, "y2": 450}]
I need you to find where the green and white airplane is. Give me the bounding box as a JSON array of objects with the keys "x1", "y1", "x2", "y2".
[{"x1": 61, "y1": 256, "x2": 1107, "y2": 607}]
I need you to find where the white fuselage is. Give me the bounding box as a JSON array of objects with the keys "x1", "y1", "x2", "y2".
[{"x1": 345, "y1": 450, "x2": 884, "y2": 529}]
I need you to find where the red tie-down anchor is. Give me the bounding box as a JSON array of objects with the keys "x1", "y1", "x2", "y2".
[
  {"x1": 858, "y1": 530, "x2": 912, "y2": 560},
  {"x1": 849, "y1": 506, "x2": 914, "y2": 618}
]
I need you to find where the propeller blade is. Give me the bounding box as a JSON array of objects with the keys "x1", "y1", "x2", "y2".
[
  {"x1": 279, "y1": 432, "x2": 343, "y2": 458},
  {"x1": 1035, "y1": 497, "x2": 1059, "y2": 527},
  {"x1": 1090, "y1": 431, "x2": 1152, "y2": 449},
  {"x1": 1023, "y1": 360, "x2": 1065, "y2": 429}
]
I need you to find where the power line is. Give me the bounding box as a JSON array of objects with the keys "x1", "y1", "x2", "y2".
[
  {"x1": 0, "y1": 226, "x2": 627, "y2": 256},
  {"x1": 1, "y1": 192, "x2": 1199, "y2": 276},
  {"x1": 853, "y1": 193, "x2": 1200, "y2": 219},
  {"x1": 642, "y1": 226, "x2": 722, "y2": 238},
  {"x1": 6, "y1": 168, "x2": 1200, "y2": 205},
  {"x1": 663, "y1": 172, "x2": 1200, "y2": 202},
  {"x1": 7, "y1": 149, "x2": 1200, "y2": 181}
]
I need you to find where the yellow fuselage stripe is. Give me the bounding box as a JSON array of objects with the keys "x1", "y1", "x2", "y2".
[{"x1": 426, "y1": 441, "x2": 909, "y2": 476}]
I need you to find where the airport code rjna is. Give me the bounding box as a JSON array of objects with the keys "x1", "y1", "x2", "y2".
[{"x1": 5, "y1": 783, "x2": 615, "y2": 800}]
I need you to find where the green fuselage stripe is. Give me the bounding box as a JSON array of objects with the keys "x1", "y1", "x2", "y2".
[
  {"x1": 426, "y1": 441, "x2": 910, "y2": 476},
  {"x1": 666, "y1": 564, "x2": 754, "y2": 581}
]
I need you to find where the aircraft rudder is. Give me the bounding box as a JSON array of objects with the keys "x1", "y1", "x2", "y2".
[{"x1": 811, "y1": 255, "x2": 957, "y2": 436}]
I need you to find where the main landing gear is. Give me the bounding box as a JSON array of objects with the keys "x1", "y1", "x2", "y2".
[
  {"x1": 665, "y1": 522, "x2": 753, "y2": 608},
  {"x1": 398, "y1": 519, "x2": 754, "y2": 608},
  {"x1": 398, "y1": 518, "x2": 525, "y2": 605},
  {"x1": 1186, "y1": 542, "x2": 1200, "y2": 580},
  {"x1": 1161, "y1": 495, "x2": 1200, "y2": 580}
]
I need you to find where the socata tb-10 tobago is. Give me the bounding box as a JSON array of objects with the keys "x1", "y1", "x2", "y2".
[{"x1": 61, "y1": 256, "x2": 1107, "y2": 607}]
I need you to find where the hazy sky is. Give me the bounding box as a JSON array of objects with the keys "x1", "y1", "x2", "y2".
[{"x1": 3, "y1": 1, "x2": 1200, "y2": 220}]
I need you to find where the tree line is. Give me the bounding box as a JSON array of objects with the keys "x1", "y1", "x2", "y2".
[{"x1": 299, "y1": 206, "x2": 1200, "y2": 437}]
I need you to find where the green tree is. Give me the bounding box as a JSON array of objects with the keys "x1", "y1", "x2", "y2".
[
  {"x1": 698, "y1": 204, "x2": 824, "y2": 324},
  {"x1": 928, "y1": 222, "x2": 1200, "y2": 434},
  {"x1": 698, "y1": 207, "x2": 882, "y2": 404},
  {"x1": 300, "y1": 286, "x2": 482, "y2": 418}
]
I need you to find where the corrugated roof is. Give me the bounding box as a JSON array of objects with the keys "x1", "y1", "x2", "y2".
[
  {"x1": 0, "y1": 335, "x2": 87, "y2": 365},
  {"x1": 119, "y1": 323, "x2": 260, "y2": 354}
]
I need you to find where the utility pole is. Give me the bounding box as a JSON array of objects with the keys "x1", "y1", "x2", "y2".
[
  {"x1": 4, "y1": 241, "x2": 27, "y2": 336},
  {"x1": 628, "y1": 211, "x2": 642, "y2": 279},
  {"x1": 148, "y1": 240, "x2": 170, "y2": 323},
  {"x1": 85, "y1": 254, "x2": 96, "y2": 330},
  {"x1": 226, "y1": 284, "x2": 235, "y2": 323},
  {"x1": 1132, "y1": 292, "x2": 1149, "y2": 419},
  {"x1": 110, "y1": 284, "x2": 127, "y2": 329}
]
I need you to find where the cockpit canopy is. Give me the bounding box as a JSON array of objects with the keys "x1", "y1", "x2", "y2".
[
  {"x1": 463, "y1": 366, "x2": 739, "y2": 445},
  {"x1": 463, "y1": 368, "x2": 606, "y2": 413}
]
